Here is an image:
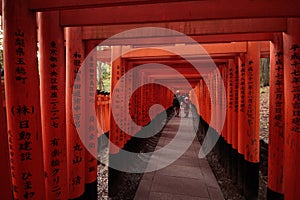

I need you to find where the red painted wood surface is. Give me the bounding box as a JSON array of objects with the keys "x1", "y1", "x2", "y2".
[
  {"x1": 110, "y1": 46, "x2": 123, "y2": 154},
  {"x1": 201, "y1": 77, "x2": 211, "y2": 126},
  {"x1": 38, "y1": 11, "x2": 68, "y2": 200},
  {"x1": 220, "y1": 64, "x2": 228, "y2": 141},
  {"x1": 0, "y1": 66, "x2": 12, "y2": 200},
  {"x1": 83, "y1": 32, "x2": 274, "y2": 44},
  {"x1": 66, "y1": 27, "x2": 85, "y2": 198},
  {"x1": 244, "y1": 42, "x2": 260, "y2": 163},
  {"x1": 237, "y1": 54, "x2": 246, "y2": 155},
  {"x1": 227, "y1": 60, "x2": 235, "y2": 145},
  {"x1": 59, "y1": 1, "x2": 299, "y2": 27},
  {"x1": 232, "y1": 58, "x2": 239, "y2": 150},
  {"x1": 283, "y1": 18, "x2": 300, "y2": 199},
  {"x1": 3, "y1": 0, "x2": 46, "y2": 198},
  {"x1": 268, "y1": 33, "x2": 284, "y2": 194},
  {"x1": 84, "y1": 41, "x2": 98, "y2": 184},
  {"x1": 96, "y1": 94, "x2": 110, "y2": 136}
]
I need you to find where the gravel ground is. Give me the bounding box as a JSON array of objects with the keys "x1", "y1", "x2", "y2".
[
  {"x1": 98, "y1": 164, "x2": 109, "y2": 200},
  {"x1": 260, "y1": 86, "x2": 269, "y2": 143},
  {"x1": 259, "y1": 86, "x2": 270, "y2": 200}
]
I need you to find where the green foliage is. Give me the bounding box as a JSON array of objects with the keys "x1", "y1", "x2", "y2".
[{"x1": 97, "y1": 61, "x2": 111, "y2": 92}]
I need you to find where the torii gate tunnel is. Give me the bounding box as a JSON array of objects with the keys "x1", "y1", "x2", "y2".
[{"x1": 1, "y1": 0, "x2": 300, "y2": 200}]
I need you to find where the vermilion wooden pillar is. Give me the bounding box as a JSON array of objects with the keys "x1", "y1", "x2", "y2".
[
  {"x1": 227, "y1": 60, "x2": 235, "y2": 147},
  {"x1": 38, "y1": 11, "x2": 67, "y2": 200},
  {"x1": 3, "y1": 0, "x2": 46, "y2": 199},
  {"x1": 124, "y1": 61, "x2": 132, "y2": 142},
  {"x1": 231, "y1": 57, "x2": 239, "y2": 184},
  {"x1": 244, "y1": 42, "x2": 260, "y2": 200},
  {"x1": 110, "y1": 46, "x2": 123, "y2": 154},
  {"x1": 238, "y1": 54, "x2": 246, "y2": 156},
  {"x1": 66, "y1": 27, "x2": 86, "y2": 200},
  {"x1": 84, "y1": 41, "x2": 98, "y2": 199},
  {"x1": 237, "y1": 53, "x2": 246, "y2": 194},
  {"x1": 108, "y1": 46, "x2": 123, "y2": 198},
  {"x1": 233, "y1": 58, "x2": 239, "y2": 151},
  {"x1": 220, "y1": 64, "x2": 227, "y2": 168},
  {"x1": 226, "y1": 60, "x2": 234, "y2": 177},
  {"x1": 221, "y1": 65, "x2": 227, "y2": 139},
  {"x1": 206, "y1": 74, "x2": 212, "y2": 125},
  {"x1": 267, "y1": 33, "x2": 284, "y2": 200},
  {"x1": 199, "y1": 79, "x2": 203, "y2": 121},
  {"x1": 0, "y1": 63, "x2": 12, "y2": 200},
  {"x1": 283, "y1": 18, "x2": 300, "y2": 200}
]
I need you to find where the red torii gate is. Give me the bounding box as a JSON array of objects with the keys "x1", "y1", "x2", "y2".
[{"x1": 1, "y1": 0, "x2": 300, "y2": 199}]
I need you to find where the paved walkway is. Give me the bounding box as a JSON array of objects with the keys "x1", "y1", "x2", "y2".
[{"x1": 134, "y1": 113, "x2": 224, "y2": 200}]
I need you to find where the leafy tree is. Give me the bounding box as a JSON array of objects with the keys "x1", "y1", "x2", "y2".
[{"x1": 97, "y1": 61, "x2": 111, "y2": 92}]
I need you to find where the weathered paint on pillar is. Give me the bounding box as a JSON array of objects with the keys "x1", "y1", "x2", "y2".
[
  {"x1": 3, "y1": 0, "x2": 46, "y2": 199},
  {"x1": 221, "y1": 65, "x2": 228, "y2": 142},
  {"x1": 232, "y1": 58, "x2": 239, "y2": 150},
  {"x1": 66, "y1": 27, "x2": 85, "y2": 199},
  {"x1": 245, "y1": 42, "x2": 260, "y2": 163},
  {"x1": 267, "y1": 33, "x2": 284, "y2": 198},
  {"x1": 227, "y1": 60, "x2": 235, "y2": 145},
  {"x1": 283, "y1": 18, "x2": 300, "y2": 200},
  {"x1": 238, "y1": 54, "x2": 246, "y2": 155},
  {"x1": 221, "y1": 65, "x2": 227, "y2": 140},
  {"x1": 84, "y1": 42, "x2": 98, "y2": 184},
  {"x1": 38, "y1": 11, "x2": 67, "y2": 200},
  {"x1": 0, "y1": 66, "x2": 12, "y2": 200},
  {"x1": 83, "y1": 41, "x2": 98, "y2": 199},
  {"x1": 124, "y1": 61, "x2": 132, "y2": 142},
  {"x1": 244, "y1": 42, "x2": 260, "y2": 200},
  {"x1": 110, "y1": 46, "x2": 123, "y2": 154}
]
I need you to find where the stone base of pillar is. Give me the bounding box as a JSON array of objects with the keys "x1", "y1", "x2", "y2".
[
  {"x1": 267, "y1": 188, "x2": 284, "y2": 200},
  {"x1": 243, "y1": 160, "x2": 259, "y2": 200}
]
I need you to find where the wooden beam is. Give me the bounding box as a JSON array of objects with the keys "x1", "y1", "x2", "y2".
[
  {"x1": 96, "y1": 42, "x2": 269, "y2": 63},
  {"x1": 84, "y1": 33, "x2": 275, "y2": 45},
  {"x1": 121, "y1": 42, "x2": 248, "y2": 58},
  {"x1": 154, "y1": 78, "x2": 200, "y2": 88},
  {"x1": 128, "y1": 59, "x2": 229, "y2": 65},
  {"x1": 58, "y1": 0, "x2": 298, "y2": 26},
  {"x1": 136, "y1": 63, "x2": 217, "y2": 76},
  {"x1": 29, "y1": 0, "x2": 192, "y2": 11},
  {"x1": 79, "y1": 18, "x2": 286, "y2": 37}
]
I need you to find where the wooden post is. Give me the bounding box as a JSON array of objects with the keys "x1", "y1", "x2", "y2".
[
  {"x1": 66, "y1": 27, "x2": 86, "y2": 199},
  {"x1": 84, "y1": 41, "x2": 98, "y2": 199},
  {"x1": 227, "y1": 60, "x2": 234, "y2": 177},
  {"x1": 38, "y1": 11, "x2": 67, "y2": 200},
  {"x1": 3, "y1": 0, "x2": 46, "y2": 199},
  {"x1": 237, "y1": 53, "x2": 246, "y2": 194},
  {"x1": 110, "y1": 46, "x2": 123, "y2": 154},
  {"x1": 244, "y1": 42, "x2": 260, "y2": 200},
  {"x1": 283, "y1": 18, "x2": 300, "y2": 200},
  {"x1": 267, "y1": 33, "x2": 284, "y2": 200},
  {"x1": 232, "y1": 58, "x2": 239, "y2": 184},
  {"x1": 227, "y1": 60, "x2": 235, "y2": 147},
  {"x1": 220, "y1": 64, "x2": 227, "y2": 168},
  {"x1": 0, "y1": 55, "x2": 12, "y2": 200},
  {"x1": 108, "y1": 46, "x2": 123, "y2": 198}
]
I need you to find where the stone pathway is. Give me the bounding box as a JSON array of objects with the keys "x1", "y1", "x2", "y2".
[{"x1": 134, "y1": 114, "x2": 224, "y2": 200}]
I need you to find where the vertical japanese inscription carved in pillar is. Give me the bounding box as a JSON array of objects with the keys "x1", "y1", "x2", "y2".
[
  {"x1": 38, "y1": 11, "x2": 67, "y2": 200},
  {"x1": 3, "y1": 0, "x2": 45, "y2": 198}
]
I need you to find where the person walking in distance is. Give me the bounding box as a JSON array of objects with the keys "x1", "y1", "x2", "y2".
[
  {"x1": 183, "y1": 95, "x2": 191, "y2": 118},
  {"x1": 172, "y1": 92, "x2": 181, "y2": 117}
]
